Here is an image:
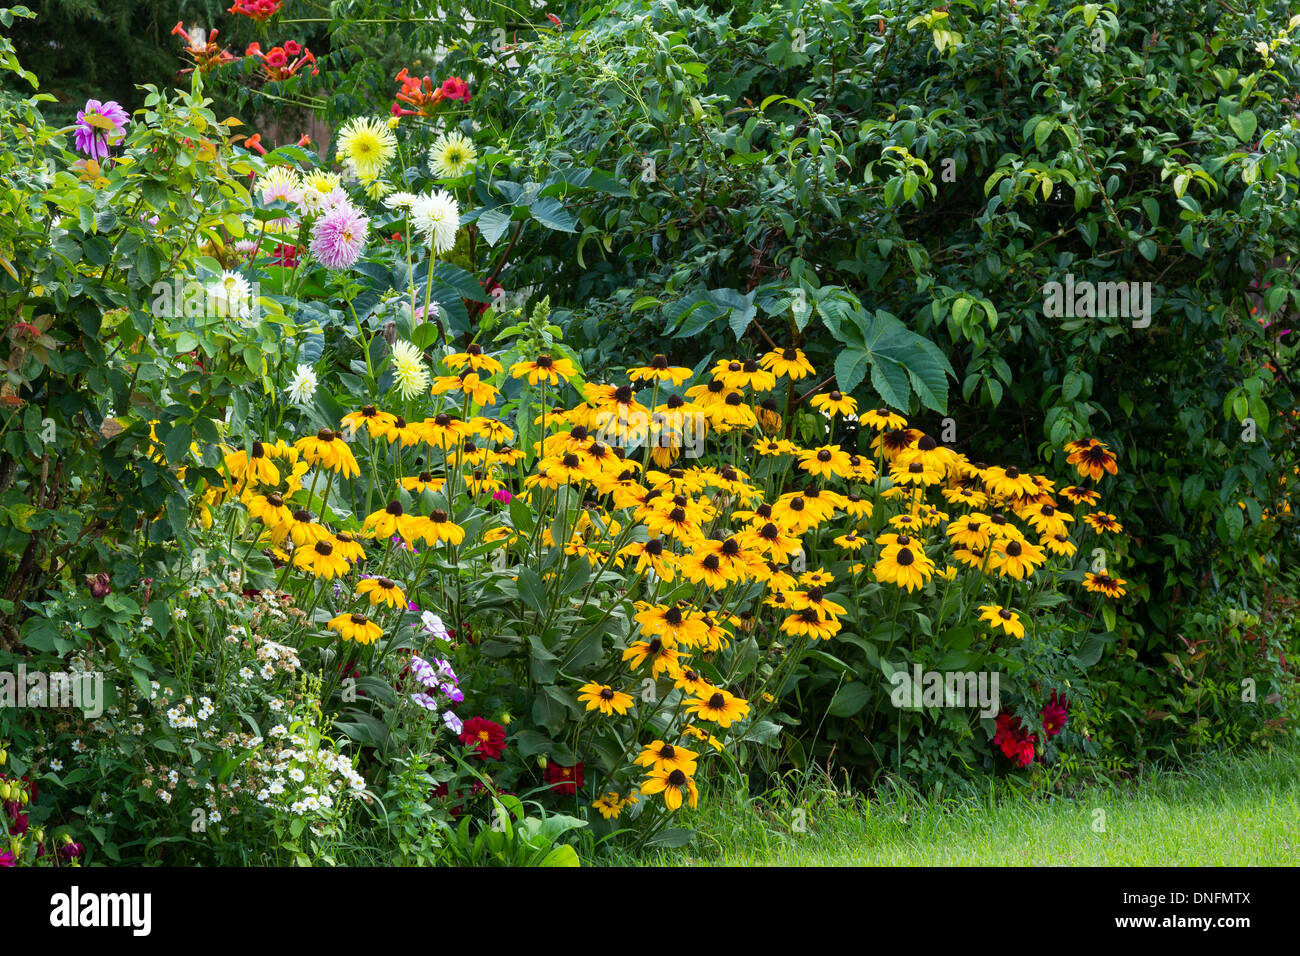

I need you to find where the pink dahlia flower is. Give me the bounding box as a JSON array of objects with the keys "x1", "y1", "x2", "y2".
[
  {"x1": 74, "y1": 99, "x2": 130, "y2": 161},
  {"x1": 309, "y1": 203, "x2": 369, "y2": 270}
]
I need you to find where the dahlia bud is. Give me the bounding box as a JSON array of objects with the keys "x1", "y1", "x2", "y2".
[
  {"x1": 85, "y1": 572, "x2": 112, "y2": 599},
  {"x1": 499, "y1": 711, "x2": 512, "y2": 726},
  {"x1": 18, "y1": 788, "x2": 28, "y2": 805},
  {"x1": 0, "y1": 781, "x2": 10, "y2": 800},
  {"x1": 536, "y1": 756, "x2": 548, "y2": 770}
]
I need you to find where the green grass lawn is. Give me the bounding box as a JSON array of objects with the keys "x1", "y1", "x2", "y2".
[{"x1": 618, "y1": 745, "x2": 1300, "y2": 866}]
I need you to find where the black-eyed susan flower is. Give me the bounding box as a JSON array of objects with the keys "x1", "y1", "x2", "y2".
[
  {"x1": 577, "y1": 682, "x2": 634, "y2": 716},
  {"x1": 978, "y1": 604, "x2": 1026, "y2": 639},
  {"x1": 872, "y1": 427, "x2": 921, "y2": 461},
  {"x1": 873, "y1": 542, "x2": 935, "y2": 592},
  {"x1": 412, "y1": 508, "x2": 465, "y2": 546},
  {"x1": 1021, "y1": 501, "x2": 1074, "y2": 538},
  {"x1": 1060, "y1": 485, "x2": 1101, "y2": 506},
  {"x1": 1083, "y1": 571, "x2": 1127, "y2": 597},
  {"x1": 809, "y1": 390, "x2": 857, "y2": 417},
  {"x1": 1043, "y1": 532, "x2": 1078, "y2": 557},
  {"x1": 383, "y1": 416, "x2": 426, "y2": 449},
  {"x1": 328, "y1": 611, "x2": 383, "y2": 645},
  {"x1": 1084, "y1": 512, "x2": 1123, "y2": 534},
  {"x1": 709, "y1": 390, "x2": 757, "y2": 431},
  {"x1": 713, "y1": 357, "x2": 777, "y2": 392},
  {"x1": 760, "y1": 346, "x2": 815, "y2": 380},
  {"x1": 295, "y1": 428, "x2": 361, "y2": 478},
  {"x1": 782, "y1": 606, "x2": 842, "y2": 639},
  {"x1": 844, "y1": 493, "x2": 874, "y2": 519},
  {"x1": 332, "y1": 531, "x2": 366, "y2": 563},
  {"x1": 679, "y1": 551, "x2": 734, "y2": 590},
  {"x1": 619, "y1": 538, "x2": 677, "y2": 580},
  {"x1": 246, "y1": 491, "x2": 294, "y2": 529},
  {"x1": 981, "y1": 464, "x2": 1039, "y2": 499},
  {"x1": 862, "y1": 407, "x2": 908, "y2": 431},
  {"x1": 640, "y1": 767, "x2": 698, "y2": 811},
  {"x1": 891, "y1": 456, "x2": 945, "y2": 487},
  {"x1": 634, "y1": 740, "x2": 699, "y2": 775},
  {"x1": 419, "y1": 412, "x2": 471, "y2": 448},
  {"x1": 592, "y1": 793, "x2": 624, "y2": 819},
  {"x1": 756, "y1": 397, "x2": 783, "y2": 434},
  {"x1": 800, "y1": 444, "x2": 854, "y2": 479},
  {"x1": 341, "y1": 405, "x2": 398, "y2": 439},
  {"x1": 294, "y1": 538, "x2": 351, "y2": 579},
  {"x1": 673, "y1": 667, "x2": 714, "y2": 697},
  {"x1": 946, "y1": 514, "x2": 991, "y2": 550},
  {"x1": 511, "y1": 352, "x2": 577, "y2": 386},
  {"x1": 833, "y1": 530, "x2": 868, "y2": 551},
  {"x1": 444, "y1": 342, "x2": 503, "y2": 376},
  {"x1": 278, "y1": 508, "x2": 330, "y2": 548},
  {"x1": 357, "y1": 576, "x2": 406, "y2": 608},
  {"x1": 685, "y1": 688, "x2": 750, "y2": 727},
  {"x1": 1065, "y1": 438, "x2": 1119, "y2": 481},
  {"x1": 399, "y1": 470, "x2": 446, "y2": 495},
  {"x1": 755, "y1": 436, "x2": 797, "y2": 457},
  {"x1": 634, "y1": 603, "x2": 709, "y2": 647},
  {"x1": 362, "y1": 501, "x2": 417, "y2": 542},
  {"x1": 739, "y1": 521, "x2": 802, "y2": 562},
  {"x1": 224, "y1": 441, "x2": 280, "y2": 487},
  {"x1": 681, "y1": 723, "x2": 724, "y2": 751},
  {"x1": 989, "y1": 538, "x2": 1047, "y2": 580},
  {"x1": 630, "y1": 354, "x2": 693, "y2": 385},
  {"x1": 622, "y1": 637, "x2": 683, "y2": 679},
  {"x1": 789, "y1": 586, "x2": 848, "y2": 619}
]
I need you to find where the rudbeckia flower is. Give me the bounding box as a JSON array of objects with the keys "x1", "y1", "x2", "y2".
[
  {"x1": 294, "y1": 539, "x2": 351, "y2": 579},
  {"x1": 872, "y1": 542, "x2": 935, "y2": 592},
  {"x1": 362, "y1": 501, "x2": 417, "y2": 542},
  {"x1": 246, "y1": 491, "x2": 294, "y2": 529},
  {"x1": 760, "y1": 346, "x2": 815, "y2": 380},
  {"x1": 341, "y1": 405, "x2": 398, "y2": 439},
  {"x1": 634, "y1": 740, "x2": 699, "y2": 775},
  {"x1": 328, "y1": 611, "x2": 383, "y2": 645},
  {"x1": 861, "y1": 407, "x2": 908, "y2": 431},
  {"x1": 982, "y1": 464, "x2": 1040, "y2": 499},
  {"x1": 411, "y1": 508, "x2": 465, "y2": 546},
  {"x1": 989, "y1": 538, "x2": 1047, "y2": 580},
  {"x1": 357, "y1": 576, "x2": 406, "y2": 608},
  {"x1": 634, "y1": 603, "x2": 709, "y2": 647},
  {"x1": 443, "y1": 342, "x2": 504, "y2": 376},
  {"x1": 781, "y1": 606, "x2": 842, "y2": 640},
  {"x1": 1083, "y1": 571, "x2": 1127, "y2": 597},
  {"x1": 1065, "y1": 438, "x2": 1119, "y2": 481},
  {"x1": 295, "y1": 428, "x2": 361, "y2": 478},
  {"x1": 511, "y1": 353, "x2": 577, "y2": 386},
  {"x1": 622, "y1": 637, "x2": 683, "y2": 679},
  {"x1": 685, "y1": 688, "x2": 750, "y2": 727},
  {"x1": 1084, "y1": 512, "x2": 1123, "y2": 534},
  {"x1": 712, "y1": 358, "x2": 776, "y2": 392},
  {"x1": 224, "y1": 441, "x2": 280, "y2": 488},
  {"x1": 629, "y1": 354, "x2": 693, "y2": 385},
  {"x1": 577, "y1": 682, "x2": 634, "y2": 716},
  {"x1": 978, "y1": 604, "x2": 1026, "y2": 639},
  {"x1": 1060, "y1": 485, "x2": 1102, "y2": 506},
  {"x1": 809, "y1": 390, "x2": 857, "y2": 417},
  {"x1": 640, "y1": 767, "x2": 698, "y2": 811},
  {"x1": 800, "y1": 444, "x2": 853, "y2": 479}
]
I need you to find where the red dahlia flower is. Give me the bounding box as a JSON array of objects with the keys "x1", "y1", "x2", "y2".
[
  {"x1": 543, "y1": 761, "x2": 584, "y2": 795},
  {"x1": 993, "y1": 713, "x2": 1038, "y2": 767},
  {"x1": 1040, "y1": 690, "x2": 1069, "y2": 738},
  {"x1": 458, "y1": 717, "x2": 507, "y2": 759}
]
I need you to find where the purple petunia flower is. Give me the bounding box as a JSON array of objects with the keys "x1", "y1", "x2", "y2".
[
  {"x1": 442, "y1": 710, "x2": 463, "y2": 734},
  {"x1": 74, "y1": 99, "x2": 130, "y2": 161}
]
